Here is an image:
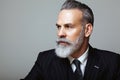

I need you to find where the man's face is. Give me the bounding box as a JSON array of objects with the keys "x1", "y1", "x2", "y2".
[
  {"x1": 55, "y1": 9, "x2": 85, "y2": 58},
  {"x1": 56, "y1": 9, "x2": 83, "y2": 45}
]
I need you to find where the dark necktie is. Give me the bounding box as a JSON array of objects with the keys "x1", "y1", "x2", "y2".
[{"x1": 73, "y1": 59, "x2": 83, "y2": 80}]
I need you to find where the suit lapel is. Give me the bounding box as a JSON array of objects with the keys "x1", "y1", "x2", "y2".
[
  {"x1": 52, "y1": 56, "x2": 74, "y2": 80},
  {"x1": 83, "y1": 46, "x2": 104, "y2": 80},
  {"x1": 60, "y1": 58, "x2": 75, "y2": 80}
]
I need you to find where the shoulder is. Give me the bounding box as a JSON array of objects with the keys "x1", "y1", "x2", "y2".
[
  {"x1": 35, "y1": 49, "x2": 59, "y2": 66},
  {"x1": 38, "y1": 49, "x2": 55, "y2": 56},
  {"x1": 37, "y1": 49, "x2": 56, "y2": 60},
  {"x1": 93, "y1": 48, "x2": 120, "y2": 58},
  {"x1": 92, "y1": 47, "x2": 120, "y2": 65}
]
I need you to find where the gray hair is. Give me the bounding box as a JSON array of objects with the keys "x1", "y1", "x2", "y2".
[{"x1": 61, "y1": 0, "x2": 94, "y2": 26}]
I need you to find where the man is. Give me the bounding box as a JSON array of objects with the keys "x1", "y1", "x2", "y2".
[{"x1": 22, "y1": 0, "x2": 120, "y2": 80}]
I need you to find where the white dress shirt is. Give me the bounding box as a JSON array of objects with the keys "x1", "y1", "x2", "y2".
[{"x1": 68, "y1": 47, "x2": 89, "y2": 76}]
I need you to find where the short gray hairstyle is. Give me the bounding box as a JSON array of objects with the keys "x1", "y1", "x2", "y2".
[{"x1": 61, "y1": 0, "x2": 94, "y2": 26}]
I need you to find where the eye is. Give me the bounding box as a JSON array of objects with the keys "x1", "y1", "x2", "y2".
[
  {"x1": 65, "y1": 24, "x2": 73, "y2": 29},
  {"x1": 56, "y1": 24, "x2": 61, "y2": 30}
]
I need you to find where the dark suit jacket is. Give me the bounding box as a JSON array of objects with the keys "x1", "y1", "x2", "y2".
[{"x1": 22, "y1": 46, "x2": 120, "y2": 80}]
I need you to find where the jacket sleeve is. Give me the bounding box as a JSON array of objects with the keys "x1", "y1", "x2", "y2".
[
  {"x1": 116, "y1": 54, "x2": 120, "y2": 80},
  {"x1": 21, "y1": 52, "x2": 44, "y2": 80}
]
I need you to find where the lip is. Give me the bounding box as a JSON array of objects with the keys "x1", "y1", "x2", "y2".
[{"x1": 58, "y1": 41, "x2": 69, "y2": 46}]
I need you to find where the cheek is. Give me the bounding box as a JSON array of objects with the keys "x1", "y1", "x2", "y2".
[{"x1": 67, "y1": 29, "x2": 81, "y2": 41}]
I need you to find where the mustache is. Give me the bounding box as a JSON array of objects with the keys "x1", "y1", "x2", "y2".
[{"x1": 56, "y1": 38, "x2": 73, "y2": 45}]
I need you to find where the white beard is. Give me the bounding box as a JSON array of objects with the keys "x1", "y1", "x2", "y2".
[
  {"x1": 55, "y1": 43, "x2": 75, "y2": 58},
  {"x1": 55, "y1": 27, "x2": 84, "y2": 58}
]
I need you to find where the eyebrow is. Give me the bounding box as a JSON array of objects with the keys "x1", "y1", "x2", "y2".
[
  {"x1": 56, "y1": 23, "x2": 60, "y2": 27},
  {"x1": 56, "y1": 23, "x2": 73, "y2": 27},
  {"x1": 64, "y1": 23, "x2": 73, "y2": 27}
]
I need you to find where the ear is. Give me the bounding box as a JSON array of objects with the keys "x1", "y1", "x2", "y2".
[{"x1": 84, "y1": 23, "x2": 93, "y2": 37}]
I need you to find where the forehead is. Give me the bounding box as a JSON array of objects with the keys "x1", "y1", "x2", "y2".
[{"x1": 57, "y1": 9, "x2": 83, "y2": 24}]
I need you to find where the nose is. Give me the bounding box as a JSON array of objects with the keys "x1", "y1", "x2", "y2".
[{"x1": 57, "y1": 27, "x2": 66, "y2": 38}]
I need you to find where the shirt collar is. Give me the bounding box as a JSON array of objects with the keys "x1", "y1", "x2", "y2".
[{"x1": 68, "y1": 47, "x2": 89, "y2": 64}]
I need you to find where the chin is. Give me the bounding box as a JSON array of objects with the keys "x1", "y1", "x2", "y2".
[{"x1": 55, "y1": 45, "x2": 73, "y2": 58}]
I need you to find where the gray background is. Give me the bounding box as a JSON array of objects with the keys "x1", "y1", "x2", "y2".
[{"x1": 0, "y1": 0, "x2": 120, "y2": 80}]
